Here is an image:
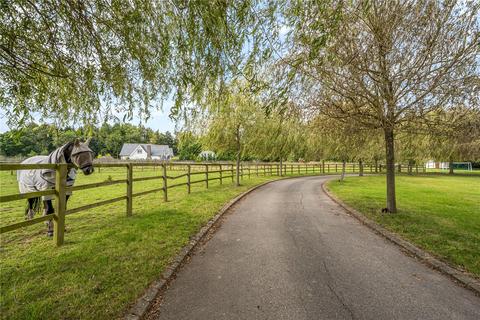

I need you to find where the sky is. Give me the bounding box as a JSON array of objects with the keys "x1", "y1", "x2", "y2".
[
  {"x1": 129, "y1": 107, "x2": 177, "y2": 133},
  {"x1": 0, "y1": 105, "x2": 177, "y2": 134}
]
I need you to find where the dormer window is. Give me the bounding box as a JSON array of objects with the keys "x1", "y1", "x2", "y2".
[{"x1": 137, "y1": 149, "x2": 142, "y2": 154}]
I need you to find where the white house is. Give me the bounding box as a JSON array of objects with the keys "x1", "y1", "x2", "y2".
[{"x1": 119, "y1": 143, "x2": 174, "y2": 160}]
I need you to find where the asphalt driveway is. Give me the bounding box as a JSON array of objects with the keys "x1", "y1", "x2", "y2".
[{"x1": 153, "y1": 176, "x2": 480, "y2": 320}]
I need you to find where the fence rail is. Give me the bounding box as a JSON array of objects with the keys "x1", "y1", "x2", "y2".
[{"x1": 0, "y1": 161, "x2": 426, "y2": 246}]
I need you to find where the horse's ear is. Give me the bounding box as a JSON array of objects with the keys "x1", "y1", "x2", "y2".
[
  {"x1": 85, "y1": 137, "x2": 91, "y2": 146},
  {"x1": 74, "y1": 139, "x2": 80, "y2": 147}
]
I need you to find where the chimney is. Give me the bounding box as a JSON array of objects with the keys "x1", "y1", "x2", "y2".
[{"x1": 147, "y1": 145, "x2": 152, "y2": 159}]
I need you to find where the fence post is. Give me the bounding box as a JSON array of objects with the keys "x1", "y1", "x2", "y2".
[
  {"x1": 248, "y1": 166, "x2": 251, "y2": 178},
  {"x1": 416, "y1": 164, "x2": 418, "y2": 174},
  {"x1": 219, "y1": 164, "x2": 223, "y2": 185},
  {"x1": 322, "y1": 160, "x2": 325, "y2": 173},
  {"x1": 205, "y1": 164, "x2": 209, "y2": 188},
  {"x1": 398, "y1": 164, "x2": 402, "y2": 173},
  {"x1": 353, "y1": 163, "x2": 356, "y2": 172},
  {"x1": 256, "y1": 164, "x2": 259, "y2": 176},
  {"x1": 187, "y1": 164, "x2": 191, "y2": 194},
  {"x1": 54, "y1": 163, "x2": 68, "y2": 246},
  {"x1": 162, "y1": 163, "x2": 168, "y2": 201},
  {"x1": 231, "y1": 164, "x2": 234, "y2": 183},
  {"x1": 126, "y1": 163, "x2": 133, "y2": 217},
  {"x1": 335, "y1": 164, "x2": 338, "y2": 172}
]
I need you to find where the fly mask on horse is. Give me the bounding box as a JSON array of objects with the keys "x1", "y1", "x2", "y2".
[{"x1": 17, "y1": 138, "x2": 95, "y2": 236}]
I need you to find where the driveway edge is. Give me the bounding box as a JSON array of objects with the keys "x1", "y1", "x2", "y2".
[
  {"x1": 321, "y1": 181, "x2": 480, "y2": 296},
  {"x1": 125, "y1": 174, "x2": 326, "y2": 320}
]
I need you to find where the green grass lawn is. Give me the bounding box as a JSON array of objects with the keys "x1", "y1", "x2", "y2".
[
  {"x1": 327, "y1": 174, "x2": 480, "y2": 277},
  {"x1": 0, "y1": 166, "x2": 324, "y2": 319}
]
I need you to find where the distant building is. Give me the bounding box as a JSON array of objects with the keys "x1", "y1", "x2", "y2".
[
  {"x1": 426, "y1": 160, "x2": 448, "y2": 169},
  {"x1": 119, "y1": 143, "x2": 174, "y2": 160},
  {"x1": 199, "y1": 150, "x2": 216, "y2": 161},
  {"x1": 426, "y1": 160, "x2": 472, "y2": 170}
]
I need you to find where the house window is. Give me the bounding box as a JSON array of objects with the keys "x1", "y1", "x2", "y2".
[{"x1": 137, "y1": 149, "x2": 142, "y2": 154}]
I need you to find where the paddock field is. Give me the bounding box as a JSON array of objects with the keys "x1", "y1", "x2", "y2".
[
  {"x1": 0, "y1": 165, "x2": 323, "y2": 319},
  {"x1": 327, "y1": 174, "x2": 480, "y2": 278}
]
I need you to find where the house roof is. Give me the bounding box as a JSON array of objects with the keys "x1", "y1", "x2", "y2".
[{"x1": 119, "y1": 143, "x2": 174, "y2": 156}]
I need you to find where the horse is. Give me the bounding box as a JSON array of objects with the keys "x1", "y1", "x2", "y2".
[{"x1": 17, "y1": 138, "x2": 95, "y2": 236}]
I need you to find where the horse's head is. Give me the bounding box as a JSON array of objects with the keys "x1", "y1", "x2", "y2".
[{"x1": 71, "y1": 138, "x2": 95, "y2": 175}]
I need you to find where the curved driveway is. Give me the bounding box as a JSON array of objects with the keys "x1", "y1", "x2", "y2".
[{"x1": 154, "y1": 176, "x2": 480, "y2": 319}]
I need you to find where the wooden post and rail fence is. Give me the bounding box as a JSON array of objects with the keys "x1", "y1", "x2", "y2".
[{"x1": 0, "y1": 161, "x2": 426, "y2": 246}]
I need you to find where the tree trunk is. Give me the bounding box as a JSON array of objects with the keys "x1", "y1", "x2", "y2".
[
  {"x1": 280, "y1": 158, "x2": 283, "y2": 177},
  {"x1": 384, "y1": 127, "x2": 397, "y2": 213},
  {"x1": 408, "y1": 159, "x2": 414, "y2": 175},
  {"x1": 235, "y1": 126, "x2": 241, "y2": 186},
  {"x1": 236, "y1": 152, "x2": 241, "y2": 186},
  {"x1": 359, "y1": 159, "x2": 364, "y2": 176},
  {"x1": 340, "y1": 160, "x2": 346, "y2": 181},
  {"x1": 449, "y1": 159, "x2": 454, "y2": 175}
]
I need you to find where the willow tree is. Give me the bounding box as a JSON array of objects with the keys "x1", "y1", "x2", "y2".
[
  {"x1": 427, "y1": 107, "x2": 480, "y2": 174},
  {"x1": 308, "y1": 114, "x2": 373, "y2": 181},
  {"x1": 286, "y1": 1, "x2": 479, "y2": 212},
  {"x1": 396, "y1": 132, "x2": 429, "y2": 174},
  {"x1": 0, "y1": 1, "x2": 278, "y2": 127},
  {"x1": 205, "y1": 91, "x2": 262, "y2": 186},
  {"x1": 250, "y1": 105, "x2": 304, "y2": 175}
]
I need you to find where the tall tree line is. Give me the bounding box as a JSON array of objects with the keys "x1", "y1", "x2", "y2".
[{"x1": 0, "y1": 123, "x2": 177, "y2": 158}]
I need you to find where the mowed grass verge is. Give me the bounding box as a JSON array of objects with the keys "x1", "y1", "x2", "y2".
[
  {"x1": 327, "y1": 174, "x2": 480, "y2": 277},
  {"x1": 0, "y1": 166, "x2": 322, "y2": 319}
]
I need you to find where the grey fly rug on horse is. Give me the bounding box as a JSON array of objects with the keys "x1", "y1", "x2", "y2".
[
  {"x1": 17, "y1": 145, "x2": 78, "y2": 198},
  {"x1": 17, "y1": 139, "x2": 95, "y2": 236}
]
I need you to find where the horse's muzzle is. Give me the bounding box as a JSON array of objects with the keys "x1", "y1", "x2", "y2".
[{"x1": 82, "y1": 166, "x2": 94, "y2": 175}]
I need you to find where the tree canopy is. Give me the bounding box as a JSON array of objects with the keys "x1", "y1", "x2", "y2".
[{"x1": 1, "y1": 0, "x2": 280, "y2": 126}]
